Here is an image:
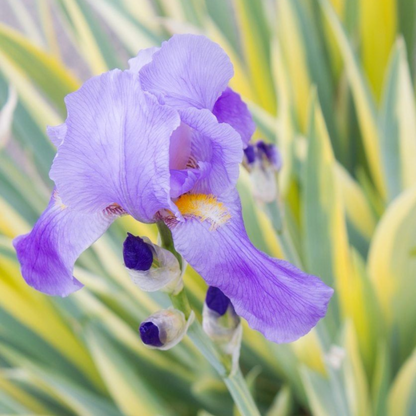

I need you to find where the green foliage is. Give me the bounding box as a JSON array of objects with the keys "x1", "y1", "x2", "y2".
[{"x1": 0, "y1": 0, "x2": 415, "y2": 414}]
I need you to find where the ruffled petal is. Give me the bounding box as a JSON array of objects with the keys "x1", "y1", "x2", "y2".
[
  {"x1": 170, "y1": 189, "x2": 333, "y2": 343},
  {"x1": 140, "y1": 34, "x2": 233, "y2": 110},
  {"x1": 213, "y1": 88, "x2": 255, "y2": 147},
  {"x1": 50, "y1": 69, "x2": 180, "y2": 223},
  {"x1": 13, "y1": 192, "x2": 118, "y2": 297},
  {"x1": 170, "y1": 169, "x2": 202, "y2": 198},
  {"x1": 181, "y1": 108, "x2": 243, "y2": 195},
  {"x1": 128, "y1": 47, "x2": 159, "y2": 73},
  {"x1": 47, "y1": 123, "x2": 67, "y2": 147}
]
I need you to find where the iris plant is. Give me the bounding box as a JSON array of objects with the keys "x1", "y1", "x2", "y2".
[{"x1": 14, "y1": 34, "x2": 333, "y2": 344}]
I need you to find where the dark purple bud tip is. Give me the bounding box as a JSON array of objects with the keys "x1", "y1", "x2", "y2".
[
  {"x1": 256, "y1": 140, "x2": 268, "y2": 156},
  {"x1": 206, "y1": 286, "x2": 231, "y2": 316},
  {"x1": 123, "y1": 233, "x2": 153, "y2": 271},
  {"x1": 139, "y1": 322, "x2": 163, "y2": 347},
  {"x1": 257, "y1": 140, "x2": 275, "y2": 161},
  {"x1": 256, "y1": 141, "x2": 282, "y2": 170},
  {"x1": 244, "y1": 145, "x2": 256, "y2": 164}
]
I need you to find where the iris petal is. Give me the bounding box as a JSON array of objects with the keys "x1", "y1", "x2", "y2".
[
  {"x1": 140, "y1": 34, "x2": 233, "y2": 110},
  {"x1": 50, "y1": 69, "x2": 180, "y2": 223},
  {"x1": 46, "y1": 123, "x2": 67, "y2": 147},
  {"x1": 180, "y1": 108, "x2": 243, "y2": 195},
  {"x1": 13, "y1": 192, "x2": 118, "y2": 297},
  {"x1": 170, "y1": 169, "x2": 203, "y2": 199},
  {"x1": 169, "y1": 123, "x2": 192, "y2": 170},
  {"x1": 128, "y1": 46, "x2": 159, "y2": 73},
  {"x1": 171, "y1": 189, "x2": 334, "y2": 343},
  {"x1": 213, "y1": 88, "x2": 255, "y2": 147}
]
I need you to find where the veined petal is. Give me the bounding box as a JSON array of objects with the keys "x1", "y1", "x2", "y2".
[
  {"x1": 13, "y1": 192, "x2": 118, "y2": 297},
  {"x1": 169, "y1": 123, "x2": 192, "y2": 170},
  {"x1": 140, "y1": 34, "x2": 233, "y2": 110},
  {"x1": 181, "y1": 108, "x2": 243, "y2": 195},
  {"x1": 50, "y1": 69, "x2": 180, "y2": 223},
  {"x1": 47, "y1": 123, "x2": 67, "y2": 147},
  {"x1": 128, "y1": 46, "x2": 159, "y2": 73},
  {"x1": 170, "y1": 169, "x2": 202, "y2": 199},
  {"x1": 170, "y1": 189, "x2": 333, "y2": 343},
  {"x1": 213, "y1": 88, "x2": 256, "y2": 147}
]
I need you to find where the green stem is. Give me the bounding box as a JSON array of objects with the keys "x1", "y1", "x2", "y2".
[
  {"x1": 188, "y1": 322, "x2": 261, "y2": 416},
  {"x1": 157, "y1": 222, "x2": 182, "y2": 268},
  {"x1": 157, "y1": 222, "x2": 261, "y2": 416},
  {"x1": 169, "y1": 288, "x2": 192, "y2": 319}
]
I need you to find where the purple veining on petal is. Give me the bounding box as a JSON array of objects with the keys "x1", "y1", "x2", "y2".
[
  {"x1": 180, "y1": 108, "x2": 243, "y2": 195},
  {"x1": 13, "y1": 192, "x2": 118, "y2": 297},
  {"x1": 171, "y1": 189, "x2": 333, "y2": 343},
  {"x1": 50, "y1": 69, "x2": 180, "y2": 223},
  {"x1": 140, "y1": 34, "x2": 233, "y2": 110},
  {"x1": 213, "y1": 88, "x2": 255, "y2": 147},
  {"x1": 137, "y1": 35, "x2": 253, "y2": 198},
  {"x1": 170, "y1": 168, "x2": 203, "y2": 199},
  {"x1": 47, "y1": 123, "x2": 67, "y2": 147}
]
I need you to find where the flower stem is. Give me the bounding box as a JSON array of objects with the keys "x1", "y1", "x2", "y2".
[
  {"x1": 157, "y1": 221, "x2": 182, "y2": 268},
  {"x1": 187, "y1": 321, "x2": 261, "y2": 416},
  {"x1": 169, "y1": 287, "x2": 192, "y2": 319},
  {"x1": 157, "y1": 222, "x2": 261, "y2": 416}
]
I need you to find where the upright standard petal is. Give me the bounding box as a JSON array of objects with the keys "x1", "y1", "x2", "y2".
[
  {"x1": 180, "y1": 108, "x2": 243, "y2": 195},
  {"x1": 140, "y1": 34, "x2": 233, "y2": 110},
  {"x1": 128, "y1": 46, "x2": 159, "y2": 73},
  {"x1": 50, "y1": 70, "x2": 180, "y2": 222},
  {"x1": 170, "y1": 189, "x2": 333, "y2": 343},
  {"x1": 13, "y1": 192, "x2": 118, "y2": 297},
  {"x1": 213, "y1": 88, "x2": 256, "y2": 147}
]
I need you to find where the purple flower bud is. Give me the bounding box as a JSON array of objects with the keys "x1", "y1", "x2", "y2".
[
  {"x1": 139, "y1": 322, "x2": 163, "y2": 347},
  {"x1": 139, "y1": 308, "x2": 194, "y2": 350},
  {"x1": 206, "y1": 286, "x2": 231, "y2": 316},
  {"x1": 123, "y1": 233, "x2": 153, "y2": 271},
  {"x1": 244, "y1": 145, "x2": 256, "y2": 165},
  {"x1": 256, "y1": 140, "x2": 269, "y2": 158},
  {"x1": 203, "y1": 286, "x2": 242, "y2": 374},
  {"x1": 256, "y1": 141, "x2": 282, "y2": 171},
  {"x1": 125, "y1": 235, "x2": 183, "y2": 294}
]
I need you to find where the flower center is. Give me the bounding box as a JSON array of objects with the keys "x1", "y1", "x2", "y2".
[{"x1": 175, "y1": 194, "x2": 231, "y2": 230}]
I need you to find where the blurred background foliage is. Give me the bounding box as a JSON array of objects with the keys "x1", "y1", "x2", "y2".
[{"x1": 0, "y1": 0, "x2": 415, "y2": 415}]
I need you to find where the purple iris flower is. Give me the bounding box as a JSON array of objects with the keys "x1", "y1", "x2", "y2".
[{"x1": 14, "y1": 34, "x2": 333, "y2": 343}]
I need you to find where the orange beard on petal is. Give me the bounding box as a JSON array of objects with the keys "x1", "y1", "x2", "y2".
[{"x1": 174, "y1": 194, "x2": 231, "y2": 230}]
